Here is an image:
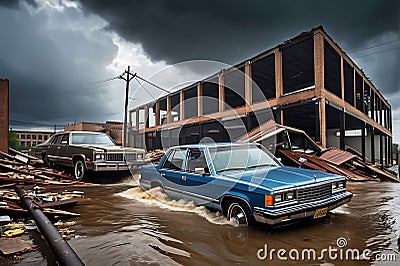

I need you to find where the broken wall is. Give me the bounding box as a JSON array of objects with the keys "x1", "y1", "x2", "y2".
[{"x1": 0, "y1": 79, "x2": 9, "y2": 152}]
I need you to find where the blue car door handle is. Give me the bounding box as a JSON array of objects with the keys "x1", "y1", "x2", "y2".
[
  {"x1": 161, "y1": 173, "x2": 165, "y2": 177},
  {"x1": 181, "y1": 176, "x2": 187, "y2": 181}
]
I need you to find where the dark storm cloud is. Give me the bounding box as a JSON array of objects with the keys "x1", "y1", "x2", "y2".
[
  {"x1": 0, "y1": 0, "x2": 37, "y2": 9},
  {"x1": 0, "y1": 2, "x2": 119, "y2": 128},
  {"x1": 77, "y1": 0, "x2": 399, "y2": 64},
  {"x1": 0, "y1": 0, "x2": 399, "y2": 136}
]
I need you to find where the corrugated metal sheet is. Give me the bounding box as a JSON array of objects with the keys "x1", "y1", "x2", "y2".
[
  {"x1": 236, "y1": 119, "x2": 278, "y2": 142},
  {"x1": 319, "y1": 148, "x2": 356, "y2": 166}
]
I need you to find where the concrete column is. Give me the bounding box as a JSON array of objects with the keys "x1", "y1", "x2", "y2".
[
  {"x1": 315, "y1": 101, "x2": 320, "y2": 142},
  {"x1": 340, "y1": 110, "x2": 345, "y2": 150},
  {"x1": 197, "y1": 82, "x2": 202, "y2": 116},
  {"x1": 166, "y1": 96, "x2": 171, "y2": 123},
  {"x1": 340, "y1": 56, "x2": 345, "y2": 103},
  {"x1": 128, "y1": 110, "x2": 133, "y2": 146},
  {"x1": 135, "y1": 108, "x2": 140, "y2": 131},
  {"x1": 319, "y1": 99, "x2": 327, "y2": 148},
  {"x1": 371, "y1": 126, "x2": 375, "y2": 164},
  {"x1": 389, "y1": 137, "x2": 392, "y2": 165},
  {"x1": 353, "y1": 68, "x2": 356, "y2": 107},
  {"x1": 385, "y1": 135, "x2": 388, "y2": 165},
  {"x1": 361, "y1": 122, "x2": 366, "y2": 162},
  {"x1": 155, "y1": 101, "x2": 160, "y2": 126},
  {"x1": 180, "y1": 90, "x2": 184, "y2": 121},
  {"x1": 314, "y1": 32, "x2": 326, "y2": 148},
  {"x1": 379, "y1": 131, "x2": 383, "y2": 166},
  {"x1": 144, "y1": 105, "x2": 149, "y2": 129},
  {"x1": 314, "y1": 32, "x2": 324, "y2": 97},
  {"x1": 218, "y1": 71, "x2": 225, "y2": 112},
  {"x1": 244, "y1": 61, "x2": 252, "y2": 110},
  {"x1": 0, "y1": 79, "x2": 9, "y2": 153},
  {"x1": 275, "y1": 50, "x2": 283, "y2": 99}
]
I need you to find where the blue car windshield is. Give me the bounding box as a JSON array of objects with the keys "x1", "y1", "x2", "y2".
[
  {"x1": 70, "y1": 133, "x2": 115, "y2": 145},
  {"x1": 209, "y1": 144, "x2": 280, "y2": 173}
]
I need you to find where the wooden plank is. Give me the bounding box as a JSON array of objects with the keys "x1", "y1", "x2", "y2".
[{"x1": 0, "y1": 163, "x2": 51, "y2": 180}]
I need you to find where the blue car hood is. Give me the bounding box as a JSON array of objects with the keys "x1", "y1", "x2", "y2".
[{"x1": 222, "y1": 166, "x2": 342, "y2": 191}]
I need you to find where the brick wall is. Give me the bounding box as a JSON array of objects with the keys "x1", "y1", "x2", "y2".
[{"x1": 0, "y1": 79, "x2": 9, "y2": 152}]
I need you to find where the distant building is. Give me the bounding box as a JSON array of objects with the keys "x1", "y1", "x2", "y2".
[
  {"x1": 0, "y1": 79, "x2": 9, "y2": 153},
  {"x1": 15, "y1": 130, "x2": 53, "y2": 148},
  {"x1": 64, "y1": 121, "x2": 123, "y2": 145}
]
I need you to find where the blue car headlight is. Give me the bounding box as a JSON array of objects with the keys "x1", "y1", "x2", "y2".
[
  {"x1": 285, "y1": 191, "x2": 295, "y2": 200},
  {"x1": 273, "y1": 190, "x2": 297, "y2": 206},
  {"x1": 274, "y1": 193, "x2": 283, "y2": 204},
  {"x1": 332, "y1": 180, "x2": 346, "y2": 193}
]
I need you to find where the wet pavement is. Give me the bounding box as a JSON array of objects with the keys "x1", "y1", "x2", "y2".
[{"x1": 11, "y1": 180, "x2": 400, "y2": 265}]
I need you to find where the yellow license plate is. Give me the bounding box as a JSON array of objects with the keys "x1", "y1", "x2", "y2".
[{"x1": 313, "y1": 207, "x2": 328, "y2": 219}]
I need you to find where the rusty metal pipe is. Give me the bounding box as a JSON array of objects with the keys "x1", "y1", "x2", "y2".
[{"x1": 15, "y1": 185, "x2": 84, "y2": 266}]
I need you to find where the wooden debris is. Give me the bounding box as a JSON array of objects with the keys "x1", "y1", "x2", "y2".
[
  {"x1": 0, "y1": 238, "x2": 33, "y2": 255},
  {"x1": 145, "y1": 149, "x2": 166, "y2": 163},
  {"x1": 0, "y1": 151, "x2": 82, "y2": 185}
]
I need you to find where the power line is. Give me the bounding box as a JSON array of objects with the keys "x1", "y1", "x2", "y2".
[
  {"x1": 353, "y1": 45, "x2": 400, "y2": 59},
  {"x1": 134, "y1": 77, "x2": 157, "y2": 100},
  {"x1": 348, "y1": 39, "x2": 399, "y2": 54},
  {"x1": 135, "y1": 74, "x2": 170, "y2": 94},
  {"x1": 60, "y1": 76, "x2": 119, "y2": 95}
]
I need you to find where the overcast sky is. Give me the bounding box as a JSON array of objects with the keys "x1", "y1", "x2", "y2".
[{"x1": 0, "y1": 0, "x2": 399, "y2": 143}]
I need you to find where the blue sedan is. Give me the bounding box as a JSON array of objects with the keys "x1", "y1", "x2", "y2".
[{"x1": 140, "y1": 142, "x2": 352, "y2": 226}]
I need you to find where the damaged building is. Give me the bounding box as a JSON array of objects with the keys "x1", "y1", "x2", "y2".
[{"x1": 128, "y1": 26, "x2": 393, "y2": 165}]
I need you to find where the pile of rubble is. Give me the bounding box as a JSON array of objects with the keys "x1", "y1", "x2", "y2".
[
  {"x1": 0, "y1": 149, "x2": 86, "y2": 260},
  {"x1": 1, "y1": 186, "x2": 82, "y2": 218},
  {"x1": 0, "y1": 149, "x2": 79, "y2": 186},
  {"x1": 0, "y1": 185, "x2": 83, "y2": 258},
  {"x1": 145, "y1": 149, "x2": 166, "y2": 163},
  {"x1": 238, "y1": 120, "x2": 399, "y2": 182}
]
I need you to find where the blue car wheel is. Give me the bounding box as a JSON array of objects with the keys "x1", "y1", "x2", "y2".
[{"x1": 227, "y1": 201, "x2": 254, "y2": 226}]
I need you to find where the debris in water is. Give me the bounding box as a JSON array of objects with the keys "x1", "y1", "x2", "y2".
[{"x1": 0, "y1": 237, "x2": 33, "y2": 255}]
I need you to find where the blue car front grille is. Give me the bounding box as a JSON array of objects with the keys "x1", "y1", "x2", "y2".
[{"x1": 297, "y1": 183, "x2": 332, "y2": 202}]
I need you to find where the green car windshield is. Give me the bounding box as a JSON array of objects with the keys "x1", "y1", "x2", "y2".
[
  {"x1": 209, "y1": 144, "x2": 280, "y2": 173},
  {"x1": 70, "y1": 133, "x2": 115, "y2": 146}
]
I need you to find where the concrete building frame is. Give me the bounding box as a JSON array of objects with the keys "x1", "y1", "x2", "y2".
[{"x1": 128, "y1": 26, "x2": 392, "y2": 165}]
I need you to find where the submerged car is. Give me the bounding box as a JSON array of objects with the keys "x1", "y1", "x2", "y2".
[
  {"x1": 35, "y1": 131, "x2": 146, "y2": 180},
  {"x1": 140, "y1": 142, "x2": 352, "y2": 226}
]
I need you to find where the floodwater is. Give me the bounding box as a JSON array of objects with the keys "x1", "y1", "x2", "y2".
[{"x1": 13, "y1": 179, "x2": 400, "y2": 265}]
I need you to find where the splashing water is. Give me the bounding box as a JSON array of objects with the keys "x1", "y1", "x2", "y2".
[{"x1": 116, "y1": 187, "x2": 234, "y2": 225}]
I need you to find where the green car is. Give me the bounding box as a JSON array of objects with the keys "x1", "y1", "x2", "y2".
[{"x1": 35, "y1": 131, "x2": 146, "y2": 181}]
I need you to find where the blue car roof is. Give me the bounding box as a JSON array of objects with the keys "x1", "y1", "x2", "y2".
[{"x1": 169, "y1": 142, "x2": 258, "y2": 149}]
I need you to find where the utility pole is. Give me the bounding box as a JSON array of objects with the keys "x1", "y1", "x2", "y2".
[{"x1": 119, "y1": 66, "x2": 135, "y2": 147}]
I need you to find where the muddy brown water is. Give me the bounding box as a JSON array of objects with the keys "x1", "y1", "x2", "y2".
[{"x1": 10, "y1": 180, "x2": 400, "y2": 265}]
